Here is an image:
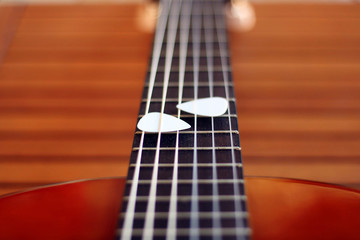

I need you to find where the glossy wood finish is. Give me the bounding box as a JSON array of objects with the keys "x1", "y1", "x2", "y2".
[
  {"x1": 0, "y1": 177, "x2": 359, "y2": 240},
  {"x1": 246, "y1": 178, "x2": 360, "y2": 240},
  {"x1": 0, "y1": 3, "x2": 359, "y2": 195},
  {"x1": 0, "y1": 178, "x2": 124, "y2": 240}
]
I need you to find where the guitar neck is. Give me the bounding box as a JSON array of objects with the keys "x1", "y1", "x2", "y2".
[{"x1": 118, "y1": 0, "x2": 250, "y2": 239}]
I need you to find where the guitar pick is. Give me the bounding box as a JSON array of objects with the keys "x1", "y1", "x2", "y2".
[
  {"x1": 176, "y1": 97, "x2": 229, "y2": 117},
  {"x1": 137, "y1": 112, "x2": 191, "y2": 133}
]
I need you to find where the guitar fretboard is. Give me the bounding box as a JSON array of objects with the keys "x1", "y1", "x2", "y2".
[{"x1": 118, "y1": 0, "x2": 250, "y2": 239}]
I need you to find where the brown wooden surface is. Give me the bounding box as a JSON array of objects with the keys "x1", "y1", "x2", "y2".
[{"x1": 0, "y1": 3, "x2": 359, "y2": 195}]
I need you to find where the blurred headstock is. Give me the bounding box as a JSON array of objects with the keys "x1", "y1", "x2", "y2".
[{"x1": 136, "y1": 0, "x2": 256, "y2": 32}]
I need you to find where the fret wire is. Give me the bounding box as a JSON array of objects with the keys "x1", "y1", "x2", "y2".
[
  {"x1": 127, "y1": 179, "x2": 244, "y2": 184},
  {"x1": 129, "y1": 163, "x2": 243, "y2": 168},
  {"x1": 144, "y1": 82, "x2": 233, "y2": 87},
  {"x1": 120, "y1": 1, "x2": 170, "y2": 239},
  {"x1": 149, "y1": 66, "x2": 231, "y2": 72},
  {"x1": 123, "y1": 195, "x2": 247, "y2": 202},
  {"x1": 143, "y1": 0, "x2": 181, "y2": 239},
  {"x1": 132, "y1": 146, "x2": 241, "y2": 151},
  {"x1": 135, "y1": 130, "x2": 239, "y2": 134},
  {"x1": 213, "y1": 1, "x2": 246, "y2": 235},
  {"x1": 163, "y1": 39, "x2": 227, "y2": 44},
  {"x1": 120, "y1": 211, "x2": 248, "y2": 219},
  {"x1": 138, "y1": 114, "x2": 237, "y2": 118},
  {"x1": 137, "y1": 102, "x2": 237, "y2": 119},
  {"x1": 159, "y1": 49, "x2": 230, "y2": 60},
  {"x1": 165, "y1": 26, "x2": 226, "y2": 30},
  {"x1": 157, "y1": 50, "x2": 228, "y2": 58},
  {"x1": 117, "y1": 228, "x2": 252, "y2": 237},
  {"x1": 141, "y1": 97, "x2": 235, "y2": 102}
]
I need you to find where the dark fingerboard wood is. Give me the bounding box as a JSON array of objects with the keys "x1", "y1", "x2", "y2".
[{"x1": 117, "y1": 0, "x2": 250, "y2": 239}]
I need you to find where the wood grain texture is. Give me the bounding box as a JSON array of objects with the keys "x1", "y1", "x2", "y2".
[
  {"x1": 0, "y1": 5, "x2": 26, "y2": 64},
  {"x1": 0, "y1": 3, "x2": 359, "y2": 195}
]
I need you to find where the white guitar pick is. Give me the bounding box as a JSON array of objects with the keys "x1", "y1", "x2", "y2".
[
  {"x1": 176, "y1": 97, "x2": 229, "y2": 117},
  {"x1": 137, "y1": 112, "x2": 191, "y2": 133}
]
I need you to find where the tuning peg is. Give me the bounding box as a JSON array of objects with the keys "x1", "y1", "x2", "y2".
[{"x1": 226, "y1": 0, "x2": 256, "y2": 32}]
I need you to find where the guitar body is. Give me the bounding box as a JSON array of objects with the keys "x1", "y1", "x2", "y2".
[
  {"x1": 0, "y1": 177, "x2": 359, "y2": 240},
  {"x1": 1, "y1": 2, "x2": 360, "y2": 239}
]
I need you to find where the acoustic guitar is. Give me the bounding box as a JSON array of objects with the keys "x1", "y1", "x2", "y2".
[{"x1": 0, "y1": 0, "x2": 359, "y2": 240}]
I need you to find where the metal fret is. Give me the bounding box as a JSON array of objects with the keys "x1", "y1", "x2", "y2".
[
  {"x1": 144, "y1": 82, "x2": 233, "y2": 87},
  {"x1": 132, "y1": 146, "x2": 241, "y2": 151},
  {"x1": 165, "y1": 26, "x2": 226, "y2": 31},
  {"x1": 141, "y1": 97, "x2": 236, "y2": 103},
  {"x1": 157, "y1": 50, "x2": 229, "y2": 58},
  {"x1": 123, "y1": 195, "x2": 247, "y2": 202},
  {"x1": 127, "y1": 179, "x2": 245, "y2": 184},
  {"x1": 138, "y1": 114, "x2": 238, "y2": 118},
  {"x1": 129, "y1": 163, "x2": 243, "y2": 168},
  {"x1": 135, "y1": 130, "x2": 239, "y2": 134},
  {"x1": 163, "y1": 38, "x2": 227, "y2": 44},
  {"x1": 117, "y1": 228, "x2": 251, "y2": 237},
  {"x1": 149, "y1": 66, "x2": 231, "y2": 72},
  {"x1": 120, "y1": 211, "x2": 248, "y2": 219},
  {"x1": 118, "y1": 229, "x2": 251, "y2": 237}
]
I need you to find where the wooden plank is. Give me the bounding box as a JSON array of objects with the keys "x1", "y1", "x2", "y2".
[
  {"x1": 17, "y1": 18, "x2": 139, "y2": 33},
  {"x1": 10, "y1": 32, "x2": 152, "y2": 48},
  {"x1": 230, "y1": 33, "x2": 360, "y2": 49},
  {"x1": 232, "y1": 48, "x2": 360, "y2": 64},
  {"x1": 4, "y1": 48, "x2": 150, "y2": 63},
  {"x1": 252, "y1": 4, "x2": 360, "y2": 18},
  {"x1": 251, "y1": 18, "x2": 360, "y2": 34},
  {"x1": 1, "y1": 3, "x2": 360, "y2": 196},
  {"x1": 23, "y1": 4, "x2": 141, "y2": 18},
  {"x1": 0, "y1": 117, "x2": 136, "y2": 131},
  {"x1": 0, "y1": 5, "x2": 26, "y2": 64},
  {"x1": 0, "y1": 63, "x2": 147, "y2": 81},
  {"x1": 0, "y1": 140, "x2": 132, "y2": 155},
  {"x1": 232, "y1": 64, "x2": 360, "y2": 82},
  {"x1": 244, "y1": 162, "x2": 360, "y2": 186}
]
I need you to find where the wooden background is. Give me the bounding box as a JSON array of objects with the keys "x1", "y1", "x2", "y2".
[{"x1": 0, "y1": 3, "x2": 359, "y2": 196}]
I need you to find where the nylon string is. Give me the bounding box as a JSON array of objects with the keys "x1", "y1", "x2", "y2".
[
  {"x1": 143, "y1": 0, "x2": 181, "y2": 239},
  {"x1": 190, "y1": 1, "x2": 201, "y2": 239},
  {"x1": 120, "y1": 1, "x2": 171, "y2": 240},
  {"x1": 203, "y1": 2, "x2": 222, "y2": 239},
  {"x1": 213, "y1": 1, "x2": 247, "y2": 238},
  {"x1": 166, "y1": 0, "x2": 192, "y2": 239}
]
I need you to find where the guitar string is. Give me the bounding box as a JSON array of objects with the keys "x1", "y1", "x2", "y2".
[
  {"x1": 213, "y1": 1, "x2": 247, "y2": 238},
  {"x1": 120, "y1": 1, "x2": 171, "y2": 240},
  {"x1": 190, "y1": 1, "x2": 201, "y2": 239},
  {"x1": 143, "y1": 0, "x2": 181, "y2": 239},
  {"x1": 166, "y1": 0, "x2": 192, "y2": 239},
  {"x1": 203, "y1": 1, "x2": 222, "y2": 238}
]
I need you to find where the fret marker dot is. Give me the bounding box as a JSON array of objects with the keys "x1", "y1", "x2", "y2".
[
  {"x1": 137, "y1": 112, "x2": 191, "y2": 133},
  {"x1": 177, "y1": 97, "x2": 229, "y2": 117}
]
